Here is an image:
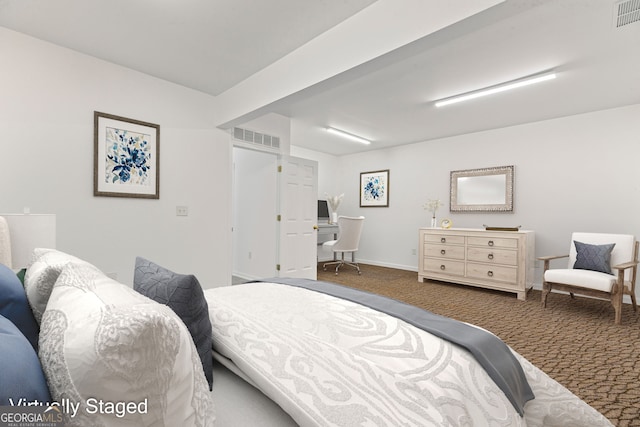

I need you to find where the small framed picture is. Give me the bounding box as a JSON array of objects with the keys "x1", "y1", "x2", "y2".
[
  {"x1": 94, "y1": 111, "x2": 160, "y2": 199},
  {"x1": 360, "y1": 169, "x2": 389, "y2": 207}
]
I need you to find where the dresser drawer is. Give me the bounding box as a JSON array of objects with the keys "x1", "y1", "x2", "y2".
[
  {"x1": 423, "y1": 258, "x2": 465, "y2": 276},
  {"x1": 467, "y1": 247, "x2": 517, "y2": 266},
  {"x1": 466, "y1": 263, "x2": 517, "y2": 283},
  {"x1": 424, "y1": 233, "x2": 465, "y2": 245},
  {"x1": 467, "y1": 236, "x2": 518, "y2": 249},
  {"x1": 425, "y1": 244, "x2": 465, "y2": 260}
]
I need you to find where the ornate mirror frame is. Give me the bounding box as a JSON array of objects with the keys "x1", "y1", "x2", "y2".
[{"x1": 450, "y1": 165, "x2": 514, "y2": 212}]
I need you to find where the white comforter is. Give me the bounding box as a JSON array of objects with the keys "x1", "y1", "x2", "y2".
[{"x1": 205, "y1": 282, "x2": 612, "y2": 427}]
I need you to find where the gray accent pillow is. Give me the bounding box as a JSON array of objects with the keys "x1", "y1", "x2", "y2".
[
  {"x1": 573, "y1": 241, "x2": 615, "y2": 274},
  {"x1": 134, "y1": 257, "x2": 213, "y2": 390}
]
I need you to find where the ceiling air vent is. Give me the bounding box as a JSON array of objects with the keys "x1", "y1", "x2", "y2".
[
  {"x1": 232, "y1": 127, "x2": 281, "y2": 152},
  {"x1": 614, "y1": 0, "x2": 640, "y2": 28}
]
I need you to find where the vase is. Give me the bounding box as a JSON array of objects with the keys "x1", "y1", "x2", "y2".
[
  {"x1": 430, "y1": 216, "x2": 437, "y2": 228},
  {"x1": 331, "y1": 212, "x2": 338, "y2": 224}
]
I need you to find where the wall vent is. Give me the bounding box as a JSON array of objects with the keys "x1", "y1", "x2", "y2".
[
  {"x1": 232, "y1": 127, "x2": 281, "y2": 151},
  {"x1": 614, "y1": 0, "x2": 640, "y2": 28}
]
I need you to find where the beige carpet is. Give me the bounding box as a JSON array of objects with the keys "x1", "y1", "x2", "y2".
[{"x1": 317, "y1": 263, "x2": 640, "y2": 427}]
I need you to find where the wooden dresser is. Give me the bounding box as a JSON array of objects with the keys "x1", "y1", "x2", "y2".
[{"x1": 418, "y1": 228, "x2": 535, "y2": 300}]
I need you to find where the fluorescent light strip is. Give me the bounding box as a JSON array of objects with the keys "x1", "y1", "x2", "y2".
[
  {"x1": 434, "y1": 72, "x2": 557, "y2": 107},
  {"x1": 326, "y1": 127, "x2": 371, "y2": 145}
]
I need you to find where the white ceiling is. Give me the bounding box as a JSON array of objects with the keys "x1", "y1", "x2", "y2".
[
  {"x1": 0, "y1": 0, "x2": 377, "y2": 96},
  {"x1": 1, "y1": 0, "x2": 639, "y2": 155}
]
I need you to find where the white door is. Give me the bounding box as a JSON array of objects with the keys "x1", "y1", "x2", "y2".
[{"x1": 277, "y1": 155, "x2": 318, "y2": 279}]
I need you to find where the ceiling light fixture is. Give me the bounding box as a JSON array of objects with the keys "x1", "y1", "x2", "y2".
[
  {"x1": 326, "y1": 127, "x2": 371, "y2": 145},
  {"x1": 434, "y1": 71, "x2": 557, "y2": 107}
]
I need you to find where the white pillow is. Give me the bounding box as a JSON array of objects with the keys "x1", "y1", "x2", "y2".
[
  {"x1": 23, "y1": 248, "x2": 90, "y2": 324},
  {"x1": 38, "y1": 262, "x2": 215, "y2": 427}
]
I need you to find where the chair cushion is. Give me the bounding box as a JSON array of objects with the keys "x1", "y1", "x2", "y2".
[
  {"x1": 322, "y1": 240, "x2": 337, "y2": 249},
  {"x1": 0, "y1": 263, "x2": 40, "y2": 350},
  {"x1": 545, "y1": 268, "x2": 617, "y2": 293},
  {"x1": 0, "y1": 313, "x2": 51, "y2": 405},
  {"x1": 133, "y1": 257, "x2": 213, "y2": 390},
  {"x1": 573, "y1": 240, "x2": 615, "y2": 274},
  {"x1": 40, "y1": 261, "x2": 215, "y2": 426}
]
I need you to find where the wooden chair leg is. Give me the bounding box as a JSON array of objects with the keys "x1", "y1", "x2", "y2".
[
  {"x1": 541, "y1": 260, "x2": 551, "y2": 308},
  {"x1": 613, "y1": 283, "x2": 624, "y2": 325},
  {"x1": 541, "y1": 281, "x2": 550, "y2": 308},
  {"x1": 627, "y1": 281, "x2": 638, "y2": 312}
]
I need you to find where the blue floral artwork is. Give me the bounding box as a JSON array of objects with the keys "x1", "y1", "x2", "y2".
[
  {"x1": 104, "y1": 126, "x2": 152, "y2": 186},
  {"x1": 363, "y1": 176, "x2": 385, "y2": 201},
  {"x1": 360, "y1": 170, "x2": 389, "y2": 207}
]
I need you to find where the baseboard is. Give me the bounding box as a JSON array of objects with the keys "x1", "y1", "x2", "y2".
[{"x1": 353, "y1": 258, "x2": 418, "y2": 273}]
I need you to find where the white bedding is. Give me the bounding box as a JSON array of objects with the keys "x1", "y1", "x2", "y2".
[{"x1": 205, "y1": 282, "x2": 613, "y2": 427}]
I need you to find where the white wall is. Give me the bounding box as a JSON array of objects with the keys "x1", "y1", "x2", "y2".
[
  {"x1": 0, "y1": 28, "x2": 232, "y2": 287},
  {"x1": 292, "y1": 103, "x2": 640, "y2": 291}
]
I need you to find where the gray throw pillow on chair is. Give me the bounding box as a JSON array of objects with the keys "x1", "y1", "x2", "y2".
[
  {"x1": 573, "y1": 241, "x2": 615, "y2": 274},
  {"x1": 133, "y1": 257, "x2": 213, "y2": 390}
]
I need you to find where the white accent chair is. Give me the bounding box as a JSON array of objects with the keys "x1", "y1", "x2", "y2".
[
  {"x1": 322, "y1": 216, "x2": 365, "y2": 275},
  {"x1": 539, "y1": 232, "x2": 638, "y2": 324},
  {"x1": 0, "y1": 216, "x2": 12, "y2": 268}
]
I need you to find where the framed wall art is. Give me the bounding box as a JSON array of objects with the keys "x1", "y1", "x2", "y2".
[
  {"x1": 94, "y1": 111, "x2": 160, "y2": 199},
  {"x1": 359, "y1": 169, "x2": 389, "y2": 207}
]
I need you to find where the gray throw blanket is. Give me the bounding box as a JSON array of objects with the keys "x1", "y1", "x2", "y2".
[{"x1": 257, "y1": 277, "x2": 535, "y2": 416}]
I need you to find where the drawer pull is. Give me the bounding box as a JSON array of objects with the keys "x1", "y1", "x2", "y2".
[
  {"x1": 487, "y1": 270, "x2": 494, "y2": 277},
  {"x1": 488, "y1": 253, "x2": 494, "y2": 260},
  {"x1": 488, "y1": 240, "x2": 494, "y2": 247},
  {"x1": 440, "y1": 237, "x2": 446, "y2": 243},
  {"x1": 440, "y1": 265, "x2": 446, "y2": 270},
  {"x1": 441, "y1": 249, "x2": 446, "y2": 255}
]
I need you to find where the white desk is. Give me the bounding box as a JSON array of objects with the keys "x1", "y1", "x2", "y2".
[
  {"x1": 317, "y1": 222, "x2": 339, "y2": 261},
  {"x1": 317, "y1": 222, "x2": 339, "y2": 240}
]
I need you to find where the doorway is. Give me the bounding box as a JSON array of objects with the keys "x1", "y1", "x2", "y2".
[
  {"x1": 232, "y1": 147, "x2": 278, "y2": 281},
  {"x1": 232, "y1": 146, "x2": 319, "y2": 282}
]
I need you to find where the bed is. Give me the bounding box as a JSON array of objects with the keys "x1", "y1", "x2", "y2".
[{"x1": 204, "y1": 278, "x2": 613, "y2": 427}]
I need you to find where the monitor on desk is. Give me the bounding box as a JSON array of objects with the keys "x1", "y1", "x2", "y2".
[{"x1": 318, "y1": 200, "x2": 330, "y2": 222}]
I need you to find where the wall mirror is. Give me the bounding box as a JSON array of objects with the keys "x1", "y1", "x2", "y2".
[{"x1": 450, "y1": 165, "x2": 514, "y2": 212}]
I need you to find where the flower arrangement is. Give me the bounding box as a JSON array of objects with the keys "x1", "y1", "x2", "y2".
[
  {"x1": 423, "y1": 198, "x2": 442, "y2": 227},
  {"x1": 325, "y1": 193, "x2": 344, "y2": 223},
  {"x1": 423, "y1": 198, "x2": 443, "y2": 217},
  {"x1": 325, "y1": 193, "x2": 344, "y2": 212}
]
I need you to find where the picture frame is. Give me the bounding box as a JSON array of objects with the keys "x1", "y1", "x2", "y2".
[
  {"x1": 359, "y1": 169, "x2": 389, "y2": 207},
  {"x1": 94, "y1": 111, "x2": 160, "y2": 199}
]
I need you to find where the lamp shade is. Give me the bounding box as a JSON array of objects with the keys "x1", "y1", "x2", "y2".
[{"x1": 0, "y1": 214, "x2": 56, "y2": 269}]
